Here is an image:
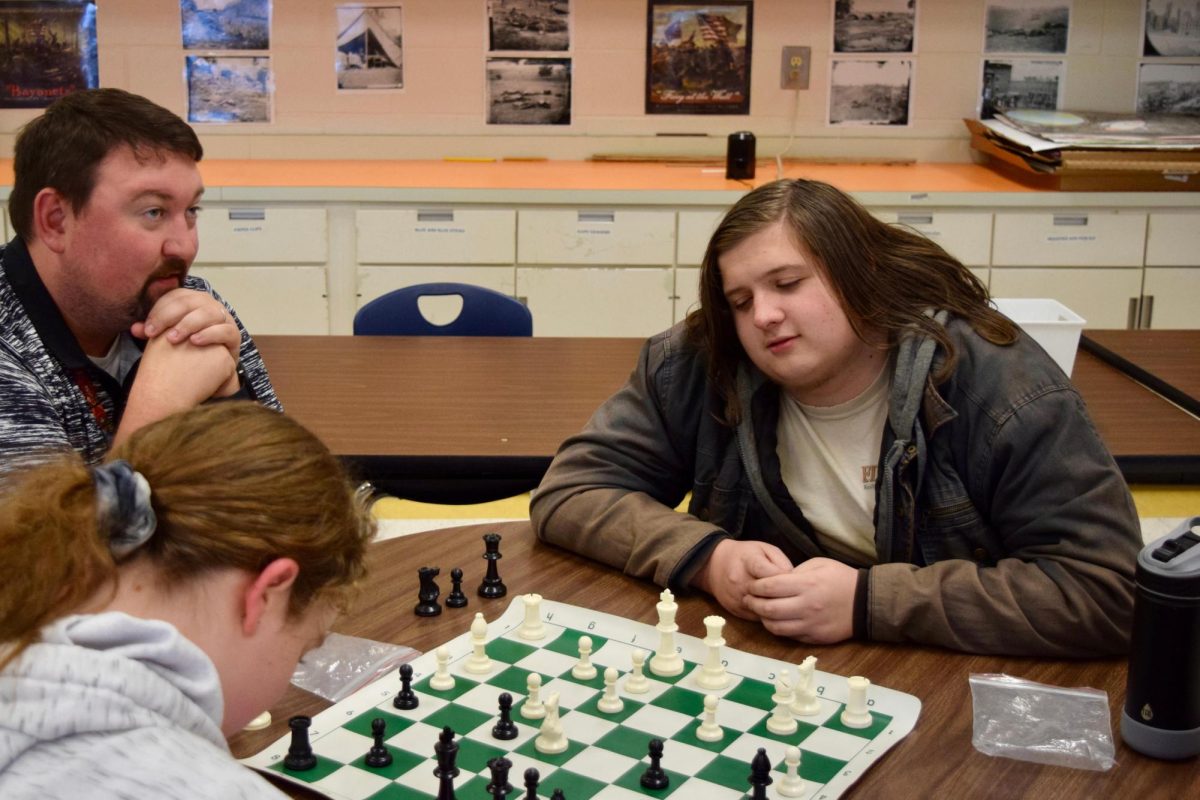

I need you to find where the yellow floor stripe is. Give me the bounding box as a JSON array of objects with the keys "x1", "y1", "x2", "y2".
[{"x1": 1129, "y1": 485, "x2": 1199, "y2": 519}]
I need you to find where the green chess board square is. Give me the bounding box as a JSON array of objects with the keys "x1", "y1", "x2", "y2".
[
  {"x1": 344, "y1": 709, "x2": 415, "y2": 739},
  {"x1": 423, "y1": 703, "x2": 492, "y2": 736},
  {"x1": 544, "y1": 629, "x2": 609, "y2": 657},
  {"x1": 349, "y1": 746, "x2": 424, "y2": 780},
  {"x1": 268, "y1": 752, "x2": 342, "y2": 783},
  {"x1": 573, "y1": 693, "x2": 644, "y2": 723},
  {"x1": 535, "y1": 768, "x2": 608, "y2": 800},
  {"x1": 488, "y1": 664, "x2": 537, "y2": 694},
  {"x1": 367, "y1": 782, "x2": 430, "y2": 800},
  {"x1": 592, "y1": 726, "x2": 658, "y2": 760},
  {"x1": 613, "y1": 762, "x2": 687, "y2": 797},
  {"x1": 747, "y1": 716, "x2": 818, "y2": 746},
  {"x1": 823, "y1": 709, "x2": 893, "y2": 739},
  {"x1": 454, "y1": 737, "x2": 510, "y2": 773},
  {"x1": 563, "y1": 668, "x2": 609, "y2": 691},
  {"x1": 513, "y1": 735, "x2": 587, "y2": 766},
  {"x1": 721, "y1": 677, "x2": 775, "y2": 709},
  {"x1": 649, "y1": 685, "x2": 706, "y2": 716},
  {"x1": 458, "y1": 775, "x2": 490, "y2": 797},
  {"x1": 791, "y1": 748, "x2": 845, "y2": 785},
  {"x1": 672, "y1": 719, "x2": 739, "y2": 753},
  {"x1": 487, "y1": 637, "x2": 538, "y2": 663},
  {"x1": 644, "y1": 662, "x2": 699, "y2": 686},
  {"x1": 693, "y1": 753, "x2": 753, "y2": 792},
  {"x1": 414, "y1": 673, "x2": 479, "y2": 701}
]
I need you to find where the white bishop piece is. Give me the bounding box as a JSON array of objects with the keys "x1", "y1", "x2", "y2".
[{"x1": 464, "y1": 613, "x2": 492, "y2": 674}]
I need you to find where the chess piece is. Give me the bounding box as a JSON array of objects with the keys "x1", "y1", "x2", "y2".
[
  {"x1": 696, "y1": 615, "x2": 730, "y2": 689},
  {"x1": 393, "y1": 662, "x2": 418, "y2": 710},
  {"x1": 778, "y1": 746, "x2": 804, "y2": 797},
  {"x1": 243, "y1": 710, "x2": 271, "y2": 731},
  {"x1": 521, "y1": 673, "x2": 546, "y2": 719},
  {"x1": 767, "y1": 671, "x2": 798, "y2": 735},
  {"x1": 696, "y1": 693, "x2": 723, "y2": 742},
  {"x1": 283, "y1": 715, "x2": 317, "y2": 771},
  {"x1": 649, "y1": 589, "x2": 683, "y2": 677},
  {"x1": 550, "y1": 791, "x2": 565, "y2": 800},
  {"x1": 624, "y1": 648, "x2": 650, "y2": 694},
  {"x1": 597, "y1": 666, "x2": 624, "y2": 714},
  {"x1": 434, "y1": 726, "x2": 459, "y2": 800},
  {"x1": 415, "y1": 566, "x2": 442, "y2": 617},
  {"x1": 478, "y1": 533, "x2": 507, "y2": 598},
  {"x1": 523, "y1": 767, "x2": 540, "y2": 800},
  {"x1": 517, "y1": 593, "x2": 545, "y2": 640},
  {"x1": 534, "y1": 693, "x2": 567, "y2": 754},
  {"x1": 572, "y1": 635, "x2": 597, "y2": 680},
  {"x1": 487, "y1": 756, "x2": 514, "y2": 799},
  {"x1": 841, "y1": 676, "x2": 872, "y2": 728},
  {"x1": 465, "y1": 612, "x2": 492, "y2": 674},
  {"x1": 639, "y1": 738, "x2": 669, "y2": 790},
  {"x1": 446, "y1": 567, "x2": 468, "y2": 608},
  {"x1": 430, "y1": 646, "x2": 455, "y2": 691},
  {"x1": 365, "y1": 717, "x2": 393, "y2": 768},
  {"x1": 791, "y1": 656, "x2": 820, "y2": 716},
  {"x1": 493, "y1": 692, "x2": 519, "y2": 740},
  {"x1": 748, "y1": 747, "x2": 773, "y2": 800}
]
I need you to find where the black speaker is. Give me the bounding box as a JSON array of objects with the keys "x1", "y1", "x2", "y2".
[{"x1": 726, "y1": 131, "x2": 756, "y2": 179}]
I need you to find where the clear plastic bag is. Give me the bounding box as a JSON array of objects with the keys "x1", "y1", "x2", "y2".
[
  {"x1": 969, "y1": 673, "x2": 1115, "y2": 771},
  {"x1": 291, "y1": 633, "x2": 420, "y2": 703}
]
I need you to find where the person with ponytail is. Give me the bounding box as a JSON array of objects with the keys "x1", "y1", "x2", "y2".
[{"x1": 0, "y1": 402, "x2": 374, "y2": 799}]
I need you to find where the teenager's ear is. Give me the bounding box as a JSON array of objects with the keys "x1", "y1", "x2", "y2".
[
  {"x1": 31, "y1": 188, "x2": 72, "y2": 253},
  {"x1": 240, "y1": 558, "x2": 300, "y2": 637}
]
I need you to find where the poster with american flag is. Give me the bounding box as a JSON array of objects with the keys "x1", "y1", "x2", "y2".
[{"x1": 645, "y1": 1, "x2": 752, "y2": 114}]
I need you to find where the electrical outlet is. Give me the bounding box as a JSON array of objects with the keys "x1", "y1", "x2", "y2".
[{"x1": 780, "y1": 46, "x2": 810, "y2": 90}]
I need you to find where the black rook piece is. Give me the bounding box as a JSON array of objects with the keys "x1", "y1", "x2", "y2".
[
  {"x1": 478, "y1": 533, "x2": 507, "y2": 598},
  {"x1": 416, "y1": 566, "x2": 443, "y2": 616},
  {"x1": 492, "y1": 692, "x2": 519, "y2": 740},
  {"x1": 434, "y1": 726, "x2": 459, "y2": 800},
  {"x1": 487, "y1": 756, "x2": 514, "y2": 799},
  {"x1": 523, "y1": 767, "x2": 540, "y2": 800},
  {"x1": 748, "y1": 747, "x2": 773, "y2": 800},
  {"x1": 640, "y1": 738, "x2": 669, "y2": 790},
  {"x1": 446, "y1": 567, "x2": 468, "y2": 608},
  {"x1": 283, "y1": 715, "x2": 317, "y2": 771},
  {"x1": 394, "y1": 662, "x2": 419, "y2": 710},
  {"x1": 365, "y1": 717, "x2": 393, "y2": 768}
]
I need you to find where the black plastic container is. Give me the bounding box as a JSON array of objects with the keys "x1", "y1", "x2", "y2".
[
  {"x1": 1121, "y1": 516, "x2": 1200, "y2": 760},
  {"x1": 726, "y1": 131, "x2": 756, "y2": 180}
]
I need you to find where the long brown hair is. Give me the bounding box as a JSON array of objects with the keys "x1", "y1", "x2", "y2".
[
  {"x1": 0, "y1": 402, "x2": 374, "y2": 670},
  {"x1": 686, "y1": 178, "x2": 1016, "y2": 423}
]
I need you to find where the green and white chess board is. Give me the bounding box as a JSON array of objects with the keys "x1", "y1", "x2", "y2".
[{"x1": 243, "y1": 597, "x2": 921, "y2": 799}]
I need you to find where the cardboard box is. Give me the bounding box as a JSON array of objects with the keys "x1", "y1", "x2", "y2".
[
  {"x1": 993, "y1": 298, "x2": 1085, "y2": 376},
  {"x1": 965, "y1": 119, "x2": 1200, "y2": 192}
]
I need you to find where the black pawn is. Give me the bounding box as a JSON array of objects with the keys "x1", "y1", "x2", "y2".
[
  {"x1": 434, "y1": 726, "x2": 459, "y2": 800},
  {"x1": 487, "y1": 756, "x2": 514, "y2": 799},
  {"x1": 523, "y1": 767, "x2": 540, "y2": 800},
  {"x1": 283, "y1": 715, "x2": 317, "y2": 771},
  {"x1": 393, "y1": 662, "x2": 419, "y2": 710},
  {"x1": 365, "y1": 717, "x2": 393, "y2": 768},
  {"x1": 416, "y1": 566, "x2": 442, "y2": 617},
  {"x1": 748, "y1": 747, "x2": 773, "y2": 800},
  {"x1": 550, "y1": 790, "x2": 566, "y2": 800},
  {"x1": 478, "y1": 533, "x2": 507, "y2": 598},
  {"x1": 492, "y1": 692, "x2": 519, "y2": 740},
  {"x1": 446, "y1": 567, "x2": 468, "y2": 608},
  {"x1": 640, "y1": 738, "x2": 669, "y2": 790}
]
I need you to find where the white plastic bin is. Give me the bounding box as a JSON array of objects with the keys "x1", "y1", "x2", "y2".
[{"x1": 992, "y1": 298, "x2": 1086, "y2": 377}]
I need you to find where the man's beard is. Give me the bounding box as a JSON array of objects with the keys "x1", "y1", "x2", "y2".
[{"x1": 129, "y1": 258, "x2": 189, "y2": 322}]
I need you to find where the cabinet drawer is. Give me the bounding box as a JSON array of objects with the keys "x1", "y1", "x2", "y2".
[
  {"x1": 196, "y1": 208, "x2": 327, "y2": 265},
  {"x1": 190, "y1": 266, "x2": 328, "y2": 335},
  {"x1": 989, "y1": 267, "x2": 1143, "y2": 329},
  {"x1": 873, "y1": 210, "x2": 993, "y2": 267},
  {"x1": 357, "y1": 266, "x2": 516, "y2": 310},
  {"x1": 518, "y1": 209, "x2": 675, "y2": 265},
  {"x1": 356, "y1": 209, "x2": 516, "y2": 265},
  {"x1": 992, "y1": 212, "x2": 1146, "y2": 267},
  {"x1": 677, "y1": 210, "x2": 725, "y2": 266},
  {"x1": 1146, "y1": 211, "x2": 1200, "y2": 266},
  {"x1": 516, "y1": 267, "x2": 674, "y2": 336}
]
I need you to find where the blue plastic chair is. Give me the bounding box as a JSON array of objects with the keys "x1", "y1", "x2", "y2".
[{"x1": 354, "y1": 282, "x2": 532, "y2": 337}]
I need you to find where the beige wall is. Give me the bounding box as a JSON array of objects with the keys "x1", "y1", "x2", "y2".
[{"x1": 0, "y1": 0, "x2": 1152, "y2": 162}]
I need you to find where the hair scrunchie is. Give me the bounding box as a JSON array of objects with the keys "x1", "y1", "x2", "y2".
[{"x1": 93, "y1": 459, "x2": 158, "y2": 558}]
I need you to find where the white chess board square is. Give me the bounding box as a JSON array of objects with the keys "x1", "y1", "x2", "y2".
[
  {"x1": 311, "y1": 764, "x2": 392, "y2": 800},
  {"x1": 311, "y1": 725, "x2": 373, "y2": 764},
  {"x1": 591, "y1": 638, "x2": 643, "y2": 669},
  {"x1": 386, "y1": 720, "x2": 443, "y2": 755},
  {"x1": 500, "y1": 750, "x2": 561, "y2": 782},
  {"x1": 653, "y1": 738, "x2": 720, "y2": 776},
  {"x1": 460, "y1": 716, "x2": 540, "y2": 750},
  {"x1": 516, "y1": 647, "x2": 580, "y2": 677},
  {"x1": 681, "y1": 666, "x2": 745, "y2": 697},
  {"x1": 615, "y1": 674, "x2": 672, "y2": 704},
  {"x1": 712, "y1": 696, "x2": 769, "y2": 731},
  {"x1": 620, "y1": 704, "x2": 694, "y2": 739},
  {"x1": 393, "y1": 758, "x2": 446, "y2": 797},
  {"x1": 767, "y1": 776, "x2": 821, "y2": 800},
  {"x1": 676, "y1": 776, "x2": 748, "y2": 800},
  {"x1": 720, "y1": 732, "x2": 793, "y2": 767},
  {"x1": 561, "y1": 744, "x2": 641, "y2": 783},
  {"x1": 369, "y1": 692, "x2": 449, "y2": 723},
  {"x1": 560, "y1": 709, "x2": 619, "y2": 745},
  {"x1": 797, "y1": 726, "x2": 870, "y2": 762},
  {"x1": 792, "y1": 696, "x2": 840, "y2": 725},
  {"x1": 592, "y1": 784, "x2": 649, "y2": 800},
  {"x1": 542, "y1": 676, "x2": 600, "y2": 709},
  {"x1": 454, "y1": 681, "x2": 517, "y2": 714}
]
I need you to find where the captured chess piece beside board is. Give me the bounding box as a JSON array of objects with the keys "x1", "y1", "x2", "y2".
[{"x1": 243, "y1": 593, "x2": 921, "y2": 799}]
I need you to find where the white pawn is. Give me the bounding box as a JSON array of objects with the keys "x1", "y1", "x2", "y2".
[
  {"x1": 791, "y1": 656, "x2": 820, "y2": 716},
  {"x1": 518, "y1": 593, "x2": 546, "y2": 640},
  {"x1": 649, "y1": 589, "x2": 684, "y2": 677},
  {"x1": 623, "y1": 648, "x2": 650, "y2": 694},
  {"x1": 521, "y1": 673, "x2": 546, "y2": 719},
  {"x1": 695, "y1": 615, "x2": 730, "y2": 690},
  {"x1": 767, "y1": 670, "x2": 798, "y2": 735},
  {"x1": 464, "y1": 612, "x2": 492, "y2": 674},
  {"x1": 534, "y1": 693, "x2": 567, "y2": 754},
  {"x1": 572, "y1": 635, "x2": 597, "y2": 680},
  {"x1": 777, "y1": 746, "x2": 805, "y2": 797},
  {"x1": 429, "y1": 646, "x2": 455, "y2": 691},
  {"x1": 840, "y1": 676, "x2": 872, "y2": 728},
  {"x1": 695, "y1": 694, "x2": 723, "y2": 743},
  {"x1": 597, "y1": 666, "x2": 624, "y2": 714}
]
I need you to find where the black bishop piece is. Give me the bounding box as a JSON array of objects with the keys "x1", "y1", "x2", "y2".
[{"x1": 748, "y1": 747, "x2": 773, "y2": 800}]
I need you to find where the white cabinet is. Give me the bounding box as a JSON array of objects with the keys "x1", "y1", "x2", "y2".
[
  {"x1": 1141, "y1": 268, "x2": 1200, "y2": 329},
  {"x1": 989, "y1": 267, "x2": 1144, "y2": 329},
  {"x1": 518, "y1": 209, "x2": 675, "y2": 265},
  {"x1": 875, "y1": 210, "x2": 993, "y2": 267},
  {"x1": 516, "y1": 267, "x2": 674, "y2": 337},
  {"x1": 675, "y1": 267, "x2": 701, "y2": 322},
  {"x1": 356, "y1": 208, "x2": 515, "y2": 265},
  {"x1": 677, "y1": 210, "x2": 725, "y2": 266},
  {"x1": 196, "y1": 207, "x2": 328, "y2": 265},
  {"x1": 1146, "y1": 211, "x2": 1200, "y2": 266},
  {"x1": 191, "y1": 266, "x2": 329, "y2": 335},
  {"x1": 992, "y1": 211, "x2": 1147, "y2": 267}
]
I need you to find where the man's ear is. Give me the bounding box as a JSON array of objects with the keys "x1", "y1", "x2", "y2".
[
  {"x1": 241, "y1": 558, "x2": 300, "y2": 637},
  {"x1": 31, "y1": 188, "x2": 71, "y2": 254}
]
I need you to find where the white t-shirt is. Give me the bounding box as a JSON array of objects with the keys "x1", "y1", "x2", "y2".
[
  {"x1": 776, "y1": 365, "x2": 891, "y2": 565},
  {"x1": 89, "y1": 333, "x2": 141, "y2": 385}
]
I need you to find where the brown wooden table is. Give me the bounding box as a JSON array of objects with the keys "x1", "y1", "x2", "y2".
[
  {"x1": 255, "y1": 334, "x2": 1200, "y2": 487},
  {"x1": 1082, "y1": 330, "x2": 1200, "y2": 419},
  {"x1": 229, "y1": 522, "x2": 1198, "y2": 798}
]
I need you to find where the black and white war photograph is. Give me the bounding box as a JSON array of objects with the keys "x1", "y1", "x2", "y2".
[
  {"x1": 336, "y1": 5, "x2": 403, "y2": 90},
  {"x1": 829, "y1": 58, "x2": 912, "y2": 125},
  {"x1": 486, "y1": 56, "x2": 571, "y2": 124},
  {"x1": 980, "y1": 58, "x2": 1063, "y2": 118},
  {"x1": 1137, "y1": 62, "x2": 1200, "y2": 115},
  {"x1": 984, "y1": 0, "x2": 1070, "y2": 54},
  {"x1": 1143, "y1": 0, "x2": 1200, "y2": 57},
  {"x1": 180, "y1": 0, "x2": 269, "y2": 50},
  {"x1": 186, "y1": 54, "x2": 271, "y2": 123},
  {"x1": 833, "y1": 0, "x2": 916, "y2": 54},
  {"x1": 488, "y1": 0, "x2": 570, "y2": 52}
]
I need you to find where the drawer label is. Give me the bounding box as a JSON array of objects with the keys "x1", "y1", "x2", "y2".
[{"x1": 1046, "y1": 234, "x2": 1097, "y2": 243}]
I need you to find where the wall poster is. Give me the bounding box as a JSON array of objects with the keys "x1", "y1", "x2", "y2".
[
  {"x1": 0, "y1": 1, "x2": 98, "y2": 109},
  {"x1": 336, "y1": 4, "x2": 403, "y2": 90},
  {"x1": 645, "y1": 1, "x2": 753, "y2": 115}
]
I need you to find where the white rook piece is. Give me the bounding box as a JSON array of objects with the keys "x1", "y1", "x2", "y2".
[
  {"x1": 791, "y1": 655, "x2": 820, "y2": 716},
  {"x1": 517, "y1": 593, "x2": 546, "y2": 640},
  {"x1": 695, "y1": 694, "x2": 723, "y2": 743},
  {"x1": 464, "y1": 612, "x2": 492, "y2": 674},
  {"x1": 841, "y1": 676, "x2": 872, "y2": 728},
  {"x1": 624, "y1": 648, "x2": 650, "y2": 694},
  {"x1": 777, "y1": 746, "x2": 804, "y2": 797},
  {"x1": 572, "y1": 635, "x2": 597, "y2": 680},
  {"x1": 429, "y1": 646, "x2": 455, "y2": 691},
  {"x1": 521, "y1": 673, "x2": 546, "y2": 719},
  {"x1": 597, "y1": 666, "x2": 624, "y2": 714},
  {"x1": 649, "y1": 589, "x2": 683, "y2": 677},
  {"x1": 766, "y1": 671, "x2": 798, "y2": 735},
  {"x1": 695, "y1": 615, "x2": 730, "y2": 690}
]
